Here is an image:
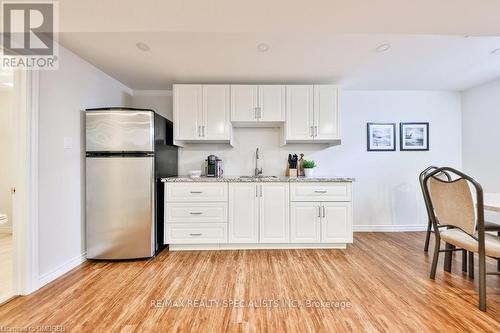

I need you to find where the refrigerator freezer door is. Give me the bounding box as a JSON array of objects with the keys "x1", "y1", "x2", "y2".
[
  {"x1": 86, "y1": 156, "x2": 154, "y2": 259},
  {"x1": 86, "y1": 110, "x2": 154, "y2": 152}
]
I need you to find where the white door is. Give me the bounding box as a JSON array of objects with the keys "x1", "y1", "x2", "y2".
[
  {"x1": 259, "y1": 183, "x2": 289, "y2": 243},
  {"x1": 286, "y1": 85, "x2": 314, "y2": 141},
  {"x1": 230, "y1": 85, "x2": 258, "y2": 122},
  {"x1": 314, "y1": 85, "x2": 340, "y2": 140},
  {"x1": 202, "y1": 85, "x2": 230, "y2": 140},
  {"x1": 258, "y1": 85, "x2": 285, "y2": 121},
  {"x1": 174, "y1": 84, "x2": 203, "y2": 140},
  {"x1": 321, "y1": 202, "x2": 352, "y2": 243},
  {"x1": 290, "y1": 202, "x2": 321, "y2": 243},
  {"x1": 229, "y1": 183, "x2": 259, "y2": 243}
]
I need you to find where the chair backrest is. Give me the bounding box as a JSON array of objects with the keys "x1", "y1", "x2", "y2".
[
  {"x1": 427, "y1": 177, "x2": 476, "y2": 234},
  {"x1": 422, "y1": 167, "x2": 485, "y2": 236},
  {"x1": 419, "y1": 166, "x2": 451, "y2": 223}
]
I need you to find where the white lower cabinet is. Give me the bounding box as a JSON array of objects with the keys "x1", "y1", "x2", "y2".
[
  {"x1": 290, "y1": 202, "x2": 321, "y2": 243},
  {"x1": 229, "y1": 183, "x2": 289, "y2": 244},
  {"x1": 228, "y1": 183, "x2": 259, "y2": 243},
  {"x1": 290, "y1": 201, "x2": 352, "y2": 243},
  {"x1": 165, "y1": 181, "x2": 352, "y2": 249},
  {"x1": 259, "y1": 183, "x2": 289, "y2": 243}
]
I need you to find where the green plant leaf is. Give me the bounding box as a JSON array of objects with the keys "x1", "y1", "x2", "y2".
[{"x1": 302, "y1": 160, "x2": 317, "y2": 168}]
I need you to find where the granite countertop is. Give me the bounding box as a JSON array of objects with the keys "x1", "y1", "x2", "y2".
[{"x1": 161, "y1": 176, "x2": 355, "y2": 183}]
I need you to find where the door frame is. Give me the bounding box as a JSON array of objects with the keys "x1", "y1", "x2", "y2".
[{"x1": 12, "y1": 69, "x2": 40, "y2": 295}]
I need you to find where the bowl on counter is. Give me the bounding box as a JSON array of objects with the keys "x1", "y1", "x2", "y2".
[{"x1": 189, "y1": 170, "x2": 202, "y2": 178}]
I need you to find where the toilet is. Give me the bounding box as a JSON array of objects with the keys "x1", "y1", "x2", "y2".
[{"x1": 0, "y1": 214, "x2": 7, "y2": 225}]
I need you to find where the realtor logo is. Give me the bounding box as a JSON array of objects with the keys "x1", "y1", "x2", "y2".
[{"x1": 1, "y1": 1, "x2": 59, "y2": 69}]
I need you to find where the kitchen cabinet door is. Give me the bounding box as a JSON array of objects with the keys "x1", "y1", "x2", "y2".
[
  {"x1": 321, "y1": 202, "x2": 352, "y2": 243},
  {"x1": 230, "y1": 85, "x2": 258, "y2": 122},
  {"x1": 290, "y1": 201, "x2": 321, "y2": 243},
  {"x1": 259, "y1": 183, "x2": 289, "y2": 243},
  {"x1": 258, "y1": 85, "x2": 285, "y2": 121},
  {"x1": 229, "y1": 183, "x2": 259, "y2": 243},
  {"x1": 314, "y1": 85, "x2": 340, "y2": 140},
  {"x1": 174, "y1": 84, "x2": 203, "y2": 140},
  {"x1": 285, "y1": 85, "x2": 315, "y2": 141},
  {"x1": 203, "y1": 85, "x2": 231, "y2": 140}
]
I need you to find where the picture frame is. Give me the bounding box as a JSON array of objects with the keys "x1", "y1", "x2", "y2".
[
  {"x1": 400, "y1": 122, "x2": 429, "y2": 151},
  {"x1": 367, "y1": 123, "x2": 396, "y2": 151}
]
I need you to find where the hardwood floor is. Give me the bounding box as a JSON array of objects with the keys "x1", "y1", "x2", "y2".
[
  {"x1": 0, "y1": 232, "x2": 499, "y2": 332},
  {"x1": 0, "y1": 234, "x2": 13, "y2": 304}
]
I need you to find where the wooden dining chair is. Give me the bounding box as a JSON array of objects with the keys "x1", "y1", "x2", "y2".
[{"x1": 422, "y1": 167, "x2": 500, "y2": 311}]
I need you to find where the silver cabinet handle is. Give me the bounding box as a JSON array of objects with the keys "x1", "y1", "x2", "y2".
[
  {"x1": 190, "y1": 191, "x2": 203, "y2": 194},
  {"x1": 257, "y1": 107, "x2": 262, "y2": 119},
  {"x1": 189, "y1": 233, "x2": 202, "y2": 236},
  {"x1": 310, "y1": 126, "x2": 313, "y2": 137},
  {"x1": 202, "y1": 125, "x2": 205, "y2": 137},
  {"x1": 317, "y1": 206, "x2": 321, "y2": 218},
  {"x1": 314, "y1": 190, "x2": 328, "y2": 193},
  {"x1": 256, "y1": 185, "x2": 258, "y2": 197},
  {"x1": 198, "y1": 125, "x2": 201, "y2": 137},
  {"x1": 260, "y1": 184, "x2": 263, "y2": 197},
  {"x1": 254, "y1": 108, "x2": 258, "y2": 119},
  {"x1": 190, "y1": 212, "x2": 203, "y2": 215},
  {"x1": 322, "y1": 206, "x2": 326, "y2": 218},
  {"x1": 314, "y1": 126, "x2": 318, "y2": 137}
]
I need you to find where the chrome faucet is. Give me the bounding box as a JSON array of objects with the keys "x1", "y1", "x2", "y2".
[{"x1": 254, "y1": 148, "x2": 263, "y2": 177}]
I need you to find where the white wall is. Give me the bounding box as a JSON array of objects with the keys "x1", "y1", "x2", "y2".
[
  {"x1": 38, "y1": 45, "x2": 132, "y2": 284},
  {"x1": 0, "y1": 90, "x2": 14, "y2": 233},
  {"x1": 131, "y1": 91, "x2": 173, "y2": 120},
  {"x1": 462, "y1": 78, "x2": 500, "y2": 193},
  {"x1": 179, "y1": 91, "x2": 462, "y2": 230}
]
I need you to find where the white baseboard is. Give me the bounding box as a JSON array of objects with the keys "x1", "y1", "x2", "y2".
[
  {"x1": 38, "y1": 252, "x2": 86, "y2": 288},
  {"x1": 169, "y1": 243, "x2": 348, "y2": 251},
  {"x1": 0, "y1": 226, "x2": 12, "y2": 234},
  {"x1": 353, "y1": 225, "x2": 427, "y2": 232}
]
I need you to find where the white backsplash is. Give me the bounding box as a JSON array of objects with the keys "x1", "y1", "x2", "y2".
[{"x1": 178, "y1": 127, "x2": 324, "y2": 176}]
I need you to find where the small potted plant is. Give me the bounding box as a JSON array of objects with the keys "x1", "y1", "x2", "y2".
[{"x1": 302, "y1": 160, "x2": 317, "y2": 178}]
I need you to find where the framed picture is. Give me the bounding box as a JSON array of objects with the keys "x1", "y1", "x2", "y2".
[
  {"x1": 400, "y1": 122, "x2": 429, "y2": 151},
  {"x1": 367, "y1": 123, "x2": 396, "y2": 151}
]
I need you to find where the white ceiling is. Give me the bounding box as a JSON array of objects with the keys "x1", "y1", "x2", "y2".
[{"x1": 57, "y1": 1, "x2": 500, "y2": 90}]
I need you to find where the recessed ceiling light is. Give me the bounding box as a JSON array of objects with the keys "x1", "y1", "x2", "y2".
[
  {"x1": 375, "y1": 43, "x2": 391, "y2": 53},
  {"x1": 257, "y1": 43, "x2": 270, "y2": 52},
  {"x1": 490, "y1": 48, "x2": 500, "y2": 55},
  {"x1": 136, "y1": 42, "x2": 150, "y2": 52}
]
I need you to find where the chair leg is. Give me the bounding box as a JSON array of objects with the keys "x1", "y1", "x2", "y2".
[
  {"x1": 462, "y1": 250, "x2": 467, "y2": 272},
  {"x1": 478, "y1": 251, "x2": 486, "y2": 311},
  {"x1": 424, "y1": 219, "x2": 432, "y2": 252},
  {"x1": 497, "y1": 232, "x2": 500, "y2": 271},
  {"x1": 468, "y1": 252, "x2": 474, "y2": 279},
  {"x1": 444, "y1": 243, "x2": 454, "y2": 272},
  {"x1": 430, "y1": 237, "x2": 440, "y2": 279}
]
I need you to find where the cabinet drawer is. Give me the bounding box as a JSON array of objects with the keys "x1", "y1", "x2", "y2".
[
  {"x1": 165, "y1": 223, "x2": 227, "y2": 244},
  {"x1": 290, "y1": 182, "x2": 351, "y2": 202},
  {"x1": 165, "y1": 182, "x2": 228, "y2": 202},
  {"x1": 166, "y1": 202, "x2": 227, "y2": 223}
]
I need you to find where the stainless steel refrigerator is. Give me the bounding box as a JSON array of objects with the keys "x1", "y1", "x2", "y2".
[{"x1": 85, "y1": 108, "x2": 177, "y2": 260}]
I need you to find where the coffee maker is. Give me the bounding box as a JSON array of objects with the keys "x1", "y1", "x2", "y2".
[{"x1": 206, "y1": 155, "x2": 223, "y2": 177}]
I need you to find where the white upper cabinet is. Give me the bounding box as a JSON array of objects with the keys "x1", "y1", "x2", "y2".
[
  {"x1": 174, "y1": 83, "x2": 340, "y2": 144},
  {"x1": 314, "y1": 85, "x2": 340, "y2": 140},
  {"x1": 230, "y1": 85, "x2": 258, "y2": 122},
  {"x1": 173, "y1": 84, "x2": 231, "y2": 145},
  {"x1": 231, "y1": 85, "x2": 285, "y2": 125},
  {"x1": 174, "y1": 84, "x2": 203, "y2": 141},
  {"x1": 286, "y1": 85, "x2": 340, "y2": 143},
  {"x1": 258, "y1": 85, "x2": 285, "y2": 121},
  {"x1": 202, "y1": 85, "x2": 231, "y2": 140},
  {"x1": 286, "y1": 85, "x2": 314, "y2": 141}
]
